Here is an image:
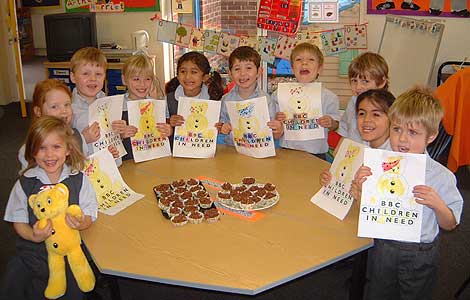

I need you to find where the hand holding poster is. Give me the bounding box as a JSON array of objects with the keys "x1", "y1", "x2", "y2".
[
  {"x1": 83, "y1": 149, "x2": 144, "y2": 215},
  {"x1": 311, "y1": 139, "x2": 365, "y2": 220},
  {"x1": 173, "y1": 98, "x2": 221, "y2": 158},
  {"x1": 127, "y1": 99, "x2": 171, "y2": 162},
  {"x1": 358, "y1": 148, "x2": 426, "y2": 242},
  {"x1": 89, "y1": 95, "x2": 127, "y2": 157},
  {"x1": 277, "y1": 82, "x2": 324, "y2": 141},
  {"x1": 226, "y1": 97, "x2": 276, "y2": 158}
]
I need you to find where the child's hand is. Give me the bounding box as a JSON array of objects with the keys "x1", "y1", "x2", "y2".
[
  {"x1": 221, "y1": 123, "x2": 232, "y2": 135},
  {"x1": 65, "y1": 214, "x2": 92, "y2": 231},
  {"x1": 83, "y1": 122, "x2": 100, "y2": 143},
  {"x1": 169, "y1": 114, "x2": 184, "y2": 127},
  {"x1": 318, "y1": 115, "x2": 338, "y2": 130},
  {"x1": 215, "y1": 122, "x2": 223, "y2": 133},
  {"x1": 275, "y1": 112, "x2": 287, "y2": 122},
  {"x1": 349, "y1": 166, "x2": 372, "y2": 201},
  {"x1": 122, "y1": 125, "x2": 138, "y2": 139},
  {"x1": 413, "y1": 185, "x2": 457, "y2": 230},
  {"x1": 111, "y1": 120, "x2": 127, "y2": 135},
  {"x1": 32, "y1": 219, "x2": 52, "y2": 243},
  {"x1": 268, "y1": 120, "x2": 284, "y2": 138},
  {"x1": 319, "y1": 170, "x2": 333, "y2": 187},
  {"x1": 108, "y1": 145, "x2": 120, "y2": 159},
  {"x1": 157, "y1": 123, "x2": 173, "y2": 138}
]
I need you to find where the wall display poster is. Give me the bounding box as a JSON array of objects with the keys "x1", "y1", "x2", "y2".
[
  {"x1": 84, "y1": 149, "x2": 144, "y2": 215},
  {"x1": 367, "y1": 0, "x2": 470, "y2": 18},
  {"x1": 344, "y1": 24, "x2": 367, "y2": 49},
  {"x1": 239, "y1": 36, "x2": 259, "y2": 49},
  {"x1": 189, "y1": 28, "x2": 204, "y2": 51},
  {"x1": 311, "y1": 138, "x2": 365, "y2": 220},
  {"x1": 66, "y1": 0, "x2": 159, "y2": 12},
  {"x1": 257, "y1": 37, "x2": 277, "y2": 64},
  {"x1": 257, "y1": 0, "x2": 302, "y2": 34},
  {"x1": 173, "y1": 98, "x2": 221, "y2": 158},
  {"x1": 295, "y1": 30, "x2": 323, "y2": 49},
  {"x1": 156, "y1": 19, "x2": 178, "y2": 44},
  {"x1": 172, "y1": 0, "x2": 192, "y2": 14},
  {"x1": 308, "y1": 0, "x2": 340, "y2": 23},
  {"x1": 203, "y1": 30, "x2": 221, "y2": 53},
  {"x1": 225, "y1": 97, "x2": 276, "y2": 158},
  {"x1": 88, "y1": 95, "x2": 126, "y2": 158},
  {"x1": 216, "y1": 33, "x2": 240, "y2": 57},
  {"x1": 320, "y1": 28, "x2": 347, "y2": 55},
  {"x1": 277, "y1": 82, "x2": 324, "y2": 141},
  {"x1": 358, "y1": 148, "x2": 426, "y2": 242},
  {"x1": 175, "y1": 23, "x2": 193, "y2": 48},
  {"x1": 274, "y1": 36, "x2": 298, "y2": 60},
  {"x1": 127, "y1": 99, "x2": 171, "y2": 163}
]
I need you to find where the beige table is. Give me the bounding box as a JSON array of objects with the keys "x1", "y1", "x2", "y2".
[{"x1": 81, "y1": 146, "x2": 372, "y2": 295}]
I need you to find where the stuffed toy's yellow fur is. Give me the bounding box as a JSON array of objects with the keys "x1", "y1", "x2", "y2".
[{"x1": 28, "y1": 183, "x2": 95, "y2": 299}]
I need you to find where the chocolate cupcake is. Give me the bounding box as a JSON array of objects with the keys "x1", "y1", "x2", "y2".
[
  {"x1": 186, "y1": 178, "x2": 200, "y2": 187},
  {"x1": 171, "y1": 200, "x2": 185, "y2": 209},
  {"x1": 221, "y1": 182, "x2": 232, "y2": 191},
  {"x1": 264, "y1": 183, "x2": 276, "y2": 192},
  {"x1": 168, "y1": 206, "x2": 182, "y2": 218},
  {"x1": 158, "y1": 197, "x2": 172, "y2": 211},
  {"x1": 254, "y1": 188, "x2": 267, "y2": 198},
  {"x1": 195, "y1": 190, "x2": 209, "y2": 198},
  {"x1": 187, "y1": 211, "x2": 204, "y2": 224},
  {"x1": 180, "y1": 191, "x2": 193, "y2": 201},
  {"x1": 171, "y1": 214, "x2": 188, "y2": 226},
  {"x1": 183, "y1": 205, "x2": 199, "y2": 215},
  {"x1": 161, "y1": 190, "x2": 175, "y2": 198},
  {"x1": 204, "y1": 208, "x2": 220, "y2": 223},
  {"x1": 217, "y1": 191, "x2": 231, "y2": 204},
  {"x1": 183, "y1": 198, "x2": 199, "y2": 207},
  {"x1": 240, "y1": 197, "x2": 255, "y2": 210},
  {"x1": 171, "y1": 179, "x2": 186, "y2": 189},
  {"x1": 198, "y1": 196, "x2": 213, "y2": 209},
  {"x1": 234, "y1": 185, "x2": 247, "y2": 192},
  {"x1": 189, "y1": 185, "x2": 203, "y2": 193},
  {"x1": 242, "y1": 177, "x2": 256, "y2": 187},
  {"x1": 174, "y1": 187, "x2": 187, "y2": 195}
]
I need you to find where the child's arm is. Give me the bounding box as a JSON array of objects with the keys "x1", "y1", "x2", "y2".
[
  {"x1": 267, "y1": 120, "x2": 284, "y2": 139},
  {"x1": 65, "y1": 214, "x2": 92, "y2": 231},
  {"x1": 318, "y1": 115, "x2": 339, "y2": 131},
  {"x1": 319, "y1": 170, "x2": 332, "y2": 187},
  {"x1": 319, "y1": 90, "x2": 341, "y2": 131},
  {"x1": 157, "y1": 123, "x2": 173, "y2": 138},
  {"x1": 221, "y1": 123, "x2": 232, "y2": 135},
  {"x1": 78, "y1": 175, "x2": 99, "y2": 223},
  {"x1": 111, "y1": 120, "x2": 138, "y2": 139},
  {"x1": 275, "y1": 112, "x2": 287, "y2": 122},
  {"x1": 169, "y1": 115, "x2": 184, "y2": 127},
  {"x1": 13, "y1": 221, "x2": 52, "y2": 243},
  {"x1": 413, "y1": 185, "x2": 457, "y2": 230},
  {"x1": 82, "y1": 121, "x2": 101, "y2": 144},
  {"x1": 350, "y1": 166, "x2": 372, "y2": 201}
]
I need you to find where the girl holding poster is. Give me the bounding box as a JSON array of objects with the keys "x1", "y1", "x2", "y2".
[
  {"x1": 112, "y1": 53, "x2": 173, "y2": 161},
  {"x1": 270, "y1": 43, "x2": 341, "y2": 160}
]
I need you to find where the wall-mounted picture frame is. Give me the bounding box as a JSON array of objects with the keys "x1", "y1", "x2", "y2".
[{"x1": 22, "y1": 0, "x2": 61, "y2": 8}]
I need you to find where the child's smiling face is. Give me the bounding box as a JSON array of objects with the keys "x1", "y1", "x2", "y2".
[
  {"x1": 229, "y1": 59, "x2": 261, "y2": 94},
  {"x1": 70, "y1": 62, "x2": 105, "y2": 103},
  {"x1": 124, "y1": 72, "x2": 153, "y2": 100},
  {"x1": 291, "y1": 50, "x2": 323, "y2": 83},
  {"x1": 350, "y1": 72, "x2": 386, "y2": 96},
  {"x1": 357, "y1": 98, "x2": 390, "y2": 148},
  {"x1": 177, "y1": 60, "x2": 209, "y2": 97},
  {"x1": 34, "y1": 132, "x2": 69, "y2": 183},
  {"x1": 390, "y1": 119, "x2": 436, "y2": 154},
  {"x1": 35, "y1": 89, "x2": 73, "y2": 126}
]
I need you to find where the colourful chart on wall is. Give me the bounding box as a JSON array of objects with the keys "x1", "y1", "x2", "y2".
[
  {"x1": 66, "y1": 0, "x2": 159, "y2": 13},
  {"x1": 367, "y1": 0, "x2": 470, "y2": 18},
  {"x1": 257, "y1": 0, "x2": 302, "y2": 34}
]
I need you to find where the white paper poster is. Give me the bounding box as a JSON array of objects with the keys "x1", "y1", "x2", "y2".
[
  {"x1": 83, "y1": 149, "x2": 144, "y2": 216},
  {"x1": 277, "y1": 82, "x2": 324, "y2": 141},
  {"x1": 89, "y1": 95, "x2": 126, "y2": 157},
  {"x1": 156, "y1": 20, "x2": 178, "y2": 44},
  {"x1": 311, "y1": 139, "x2": 365, "y2": 220},
  {"x1": 358, "y1": 148, "x2": 426, "y2": 242},
  {"x1": 127, "y1": 99, "x2": 171, "y2": 163},
  {"x1": 226, "y1": 97, "x2": 276, "y2": 158},
  {"x1": 173, "y1": 98, "x2": 221, "y2": 158}
]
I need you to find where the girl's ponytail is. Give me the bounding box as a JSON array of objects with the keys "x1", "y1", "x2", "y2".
[
  {"x1": 207, "y1": 71, "x2": 224, "y2": 100},
  {"x1": 165, "y1": 77, "x2": 180, "y2": 95}
]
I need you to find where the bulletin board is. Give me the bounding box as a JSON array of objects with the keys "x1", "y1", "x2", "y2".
[
  {"x1": 378, "y1": 15, "x2": 444, "y2": 96},
  {"x1": 65, "y1": 0, "x2": 159, "y2": 12}
]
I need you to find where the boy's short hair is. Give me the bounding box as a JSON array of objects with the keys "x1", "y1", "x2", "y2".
[
  {"x1": 388, "y1": 86, "x2": 443, "y2": 137},
  {"x1": 349, "y1": 52, "x2": 389, "y2": 89},
  {"x1": 229, "y1": 46, "x2": 261, "y2": 70},
  {"x1": 290, "y1": 42, "x2": 324, "y2": 66},
  {"x1": 70, "y1": 47, "x2": 107, "y2": 73}
]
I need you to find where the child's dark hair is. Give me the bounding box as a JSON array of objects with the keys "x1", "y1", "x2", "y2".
[
  {"x1": 355, "y1": 89, "x2": 395, "y2": 114},
  {"x1": 165, "y1": 51, "x2": 224, "y2": 100},
  {"x1": 228, "y1": 46, "x2": 261, "y2": 69}
]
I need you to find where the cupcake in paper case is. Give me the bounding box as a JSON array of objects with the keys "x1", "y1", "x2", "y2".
[
  {"x1": 242, "y1": 177, "x2": 256, "y2": 187},
  {"x1": 195, "y1": 190, "x2": 210, "y2": 199},
  {"x1": 154, "y1": 183, "x2": 172, "y2": 197},
  {"x1": 189, "y1": 185, "x2": 203, "y2": 194},
  {"x1": 187, "y1": 211, "x2": 204, "y2": 224},
  {"x1": 183, "y1": 198, "x2": 199, "y2": 207},
  {"x1": 171, "y1": 214, "x2": 188, "y2": 226},
  {"x1": 204, "y1": 208, "x2": 220, "y2": 223},
  {"x1": 168, "y1": 206, "x2": 182, "y2": 218},
  {"x1": 264, "y1": 183, "x2": 276, "y2": 192},
  {"x1": 254, "y1": 188, "x2": 267, "y2": 198},
  {"x1": 221, "y1": 182, "x2": 233, "y2": 191},
  {"x1": 262, "y1": 191, "x2": 278, "y2": 206},
  {"x1": 216, "y1": 191, "x2": 232, "y2": 205},
  {"x1": 180, "y1": 191, "x2": 193, "y2": 201},
  {"x1": 171, "y1": 179, "x2": 186, "y2": 190},
  {"x1": 161, "y1": 190, "x2": 176, "y2": 198},
  {"x1": 240, "y1": 196, "x2": 255, "y2": 210},
  {"x1": 174, "y1": 187, "x2": 187, "y2": 195},
  {"x1": 158, "y1": 197, "x2": 172, "y2": 211},
  {"x1": 186, "y1": 178, "x2": 200, "y2": 187},
  {"x1": 234, "y1": 184, "x2": 247, "y2": 193},
  {"x1": 171, "y1": 200, "x2": 185, "y2": 209},
  {"x1": 183, "y1": 205, "x2": 200, "y2": 216},
  {"x1": 198, "y1": 196, "x2": 213, "y2": 209}
]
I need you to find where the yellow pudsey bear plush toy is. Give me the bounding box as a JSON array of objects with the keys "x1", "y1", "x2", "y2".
[{"x1": 28, "y1": 183, "x2": 95, "y2": 299}]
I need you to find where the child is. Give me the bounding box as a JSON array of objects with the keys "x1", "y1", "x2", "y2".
[
  {"x1": 219, "y1": 46, "x2": 283, "y2": 144},
  {"x1": 69, "y1": 47, "x2": 114, "y2": 157},
  {"x1": 351, "y1": 87, "x2": 463, "y2": 300},
  {"x1": 272, "y1": 43, "x2": 340, "y2": 158},
  {"x1": 111, "y1": 53, "x2": 172, "y2": 160},
  {"x1": 18, "y1": 79, "x2": 87, "y2": 171},
  {"x1": 338, "y1": 52, "x2": 389, "y2": 143},
  {"x1": 319, "y1": 89, "x2": 395, "y2": 186},
  {"x1": 1, "y1": 116, "x2": 98, "y2": 300},
  {"x1": 165, "y1": 51, "x2": 224, "y2": 127}
]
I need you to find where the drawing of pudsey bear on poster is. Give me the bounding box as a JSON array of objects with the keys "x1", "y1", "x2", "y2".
[
  {"x1": 89, "y1": 95, "x2": 127, "y2": 158},
  {"x1": 173, "y1": 97, "x2": 221, "y2": 158},
  {"x1": 225, "y1": 97, "x2": 276, "y2": 158},
  {"x1": 311, "y1": 139, "x2": 365, "y2": 220},
  {"x1": 127, "y1": 99, "x2": 171, "y2": 163},
  {"x1": 277, "y1": 82, "x2": 324, "y2": 141},
  {"x1": 83, "y1": 149, "x2": 144, "y2": 215},
  {"x1": 358, "y1": 148, "x2": 426, "y2": 242}
]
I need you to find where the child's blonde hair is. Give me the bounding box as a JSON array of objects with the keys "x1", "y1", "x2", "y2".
[
  {"x1": 388, "y1": 86, "x2": 443, "y2": 137},
  {"x1": 123, "y1": 53, "x2": 163, "y2": 98},
  {"x1": 24, "y1": 116, "x2": 85, "y2": 174},
  {"x1": 290, "y1": 42, "x2": 324, "y2": 66},
  {"x1": 70, "y1": 47, "x2": 107, "y2": 73},
  {"x1": 32, "y1": 79, "x2": 72, "y2": 121},
  {"x1": 349, "y1": 52, "x2": 389, "y2": 89}
]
